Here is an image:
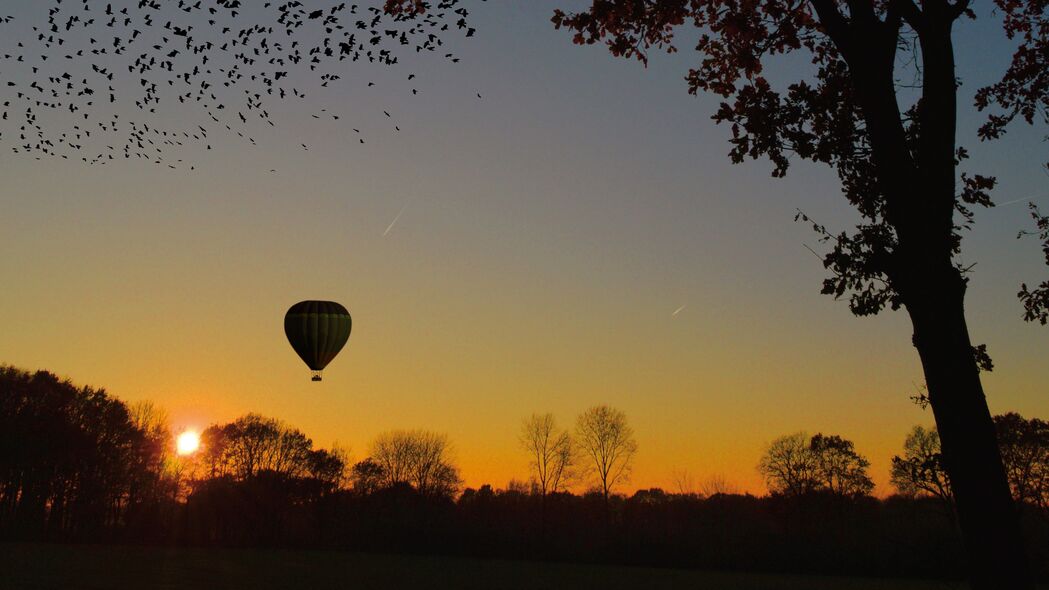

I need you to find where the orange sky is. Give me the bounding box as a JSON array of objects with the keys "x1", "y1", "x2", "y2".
[{"x1": 1, "y1": 1, "x2": 1047, "y2": 496}]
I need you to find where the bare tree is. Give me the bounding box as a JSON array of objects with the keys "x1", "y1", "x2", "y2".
[
  {"x1": 891, "y1": 425, "x2": 953, "y2": 505},
  {"x1": 575, "y1": 405, "x2": 637, "y2": 501},
  {"x1": 369, "y1": 430, "x2": 462, "y2": 497},
  {"x1": 505, "y1": 479, "x2": 534, "y2": 495},
  {"x1": 129, "y1": 401, "x2": 170, "y2": 443},
  {"x1": 127, "y1": 401, "x2": 174, "y2": 505},
  {"x1": 520, "y1": 413, "x2": 574, "y2": 496},
  {"x1": 699, "y1": 473, "x2": 739, "y2": 497},
  {"x1": 758, "y1": 432, "x2": 821, "y2": 496},
  {"x1": 670, "y1": 469, "x2": 697, "y2": 496}
]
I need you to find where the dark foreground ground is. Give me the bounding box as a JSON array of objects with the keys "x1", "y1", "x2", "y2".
[{"x1": 0, "y1": 543, "x2": 1003, "y2": 590}]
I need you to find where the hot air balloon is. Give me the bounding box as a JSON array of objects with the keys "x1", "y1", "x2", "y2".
[{"x1": 284, "y1": 300, "x2": 352, "y2": 381}]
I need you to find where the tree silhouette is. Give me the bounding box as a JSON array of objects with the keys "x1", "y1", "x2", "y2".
[
  {"x1": 181, "y1": 413, "x2": 349, "y2": 545},
  {"x1": 759, "y1": 432, "x2": 821, "y2": 496},
  {"x1": 995, "y1": 413, "x2": 1049, "y2": 511},
  {"x1": 368, "y1": 429, "x2": 462, "y2": 497},
  {"x1": 698, "y1": 473, "x2": 739, "y2": 497},
  {"x1": 198, "y1": 414, "x2": 322, "y2": 480},
  {"x1": 349, "y1": 458, "x2": 387, "y2": 495},
  {"x1": 551, "y1": 2, "x2": 1047, "y2": 585},
  {"x1": 891, "y1": 425, "x2": 953, "y2": 506},
  {"x1": 0, "y1": 367, "x2": 166, "y2": 540},
  {"x1": 809, "y1": 433, "x2": 874, "y2": 497},
  {"x1": 519, "y1": 413, "x2": 575, "y2": 496},
  {"x1": 760, "y1": 432, "x2": 872, "y2": 497},
  {"x1": 5, "y1": 364, "x2": 1049, "y2": 577},
  {"x1": 575, "y1": 405, "x2": 637, "y2": 502},
  {"x1": 893, "y1": 415, "x2": 1049, "y2": 512},
  {"x1": 126, "y1": 401, "x2": 179, "y2": 525}
]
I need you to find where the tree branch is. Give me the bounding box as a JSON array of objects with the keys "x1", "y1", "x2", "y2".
[
  {"x1": 808, "y1": 0, "x2": 852, "y2": 55},
  {"x1": 947, "y1": 0, "x2": 972, "y2": 21},
  {"x1": 886, "y1": 0, "x2": 924, "y2": 33}
]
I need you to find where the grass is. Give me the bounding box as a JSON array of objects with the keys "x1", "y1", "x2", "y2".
[{"x1": 1, "y1": 542, "x2": 976, "y2": 590}]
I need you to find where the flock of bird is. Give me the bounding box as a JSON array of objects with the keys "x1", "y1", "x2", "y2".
[{"x1": 0, "y1": 0, "x2": 476, "y2": 170}]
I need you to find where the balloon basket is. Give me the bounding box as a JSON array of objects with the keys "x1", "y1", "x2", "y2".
[{"x1": 311, "y1": 371, "x2": 323, "y2": 382}]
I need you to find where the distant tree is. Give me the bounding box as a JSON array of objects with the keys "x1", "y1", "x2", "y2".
[
  {"x1": 127, "y1": 401, "x2": 177, "y2": 510},
  {"x1": 551, "y1": 1, "x2": 1049, "y2": 584},
  {"x1": 810, "y1": 433, "x2": 875, "y2": 497},
  {"x1": 891, "y1": 425, "x2": 953, "y2": 505},
  {"x1": 195, "y1": 414, "x2": 343, "y2": 484},
  {"x1": 519, "y1": 413, "x2": 575, "y2": 496},
  {"x1": 630, "y1": 487, "x2": 670, "y2": 505},
  {"x1": 699, "y1": 473, "x2": 739, "y2": 497},
  {"x1": 760, "y1": 432, "x2": 872, "y2": 497},
  {"x1": 199, "y1": 423, "x2": 234, "y2": 479},
  {"x1": 575, "y1": 405, "x2": 638, "y2": 501},
  {"x1": 129, "y1": 401, "x2": 170, "y2": 443},
  {"x1": 306, "y1": 446, "x2": 349, "y2": 493},
  {"x1": 505, "y1": 479, "x2": 534, "y2": 496},
  {"x1": 200, "y1": 414, "x2": 312, "y2": 480},
  {"x1": 892, "y1": 415, "x2": 1048, "y2": 512},
  {"x1": 0, "y1": 367, "x2": 163, "y2": 539},
  {"x1": 369, "y1": 430, "x2": 462, "y2": 497},
  {"x1": 349, "y1": 458, "x2": 387, "y2": 495},
  {"x1": 671, "y1": 469, "x2": 698, "y2": 496},
  {"x1": 995, "y1": 413, "x2": 1049, "y2": 511},
  {"x1": 759, "y1": 433, "x2": 821, "y2": 496}
]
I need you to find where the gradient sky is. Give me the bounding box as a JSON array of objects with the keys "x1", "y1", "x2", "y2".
[{"x1": 1, "y1": 1, "x2": 1047, "y2": 495}]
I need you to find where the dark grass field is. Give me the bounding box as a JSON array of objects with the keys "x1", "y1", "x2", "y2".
[{"x1": 0, "y1": 543, "x2": 985, "y2": 590}]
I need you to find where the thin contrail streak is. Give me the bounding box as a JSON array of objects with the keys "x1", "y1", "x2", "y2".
[
  {"x1": 672, "y1": 304, "x2": 686, "y2": 317},
  {"x1": 996, "y1": 194, "x2": 1047, "y2": 208},
  {"x1": 383, "y1": 204, "x2": 408, "y2": 237}
]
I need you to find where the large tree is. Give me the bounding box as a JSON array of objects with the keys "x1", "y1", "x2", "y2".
[
  {"x1": 520, "y1": 413, "x2": 575, "y2": 495},
  {"x1": 551, "y1": 0, "x2": 1048, "y2": 586},
  {"x1": 575, "y1": 405, "x2": 638, "y2": 501}
]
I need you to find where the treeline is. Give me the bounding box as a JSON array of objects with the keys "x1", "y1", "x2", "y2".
[{"x1": 1, "y1": 366, "x2": 1047, "y2": 580}]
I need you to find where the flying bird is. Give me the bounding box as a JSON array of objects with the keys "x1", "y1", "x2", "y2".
[{"x1": 0, "y1": 1, "x2": 477, "y2": 170}]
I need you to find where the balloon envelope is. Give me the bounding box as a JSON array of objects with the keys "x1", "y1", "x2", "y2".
[{"x1": 284, "y1": 301, "x2": 352, "y2": 380}]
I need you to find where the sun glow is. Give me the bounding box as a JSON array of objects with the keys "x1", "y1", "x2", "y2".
[{"x1": 176, "y1": 430, "x2": 200, "y2": 456}]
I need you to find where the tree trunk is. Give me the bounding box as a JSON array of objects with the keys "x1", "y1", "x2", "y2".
[{"x1": 905, "y1": 271, "x2": 1033, "y2": 589}]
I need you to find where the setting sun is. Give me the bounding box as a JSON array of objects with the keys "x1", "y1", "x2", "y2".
[{"x1": 176, "y1": 431, "x2": 200, "y2": 456}]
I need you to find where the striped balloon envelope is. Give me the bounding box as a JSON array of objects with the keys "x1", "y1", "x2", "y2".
[{"x1": 284, "y1": 301, "x2": 352, "y2": 382}]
